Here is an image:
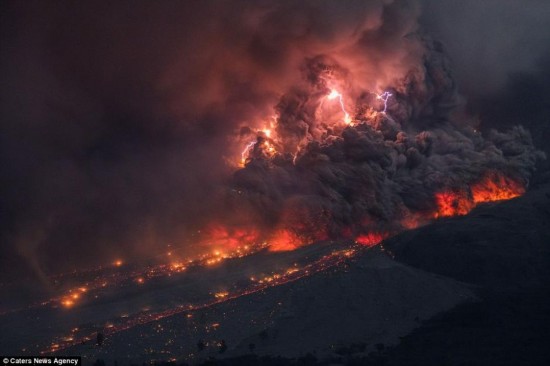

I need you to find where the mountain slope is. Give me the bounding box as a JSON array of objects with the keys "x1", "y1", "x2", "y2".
[
  {"x1": 383, "y1": 183, "x2": 550, "y2": 366},
  {"x1": 66, "y1": 249, "x2": 475, "y2": 364},
  {"x1": 387, "y1": 184, "x2": 550, "y2": 290}
]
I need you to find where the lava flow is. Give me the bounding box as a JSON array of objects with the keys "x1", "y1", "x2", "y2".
[
  {"x1": 38, "y1": 242, "x2": 364, "y2": 355},
  {"x1": 11, "y1": 54, "x2": 533, "y2": 359},
  {"x1": 2, "y1": 5, "x2": 542, "y2": 359}
]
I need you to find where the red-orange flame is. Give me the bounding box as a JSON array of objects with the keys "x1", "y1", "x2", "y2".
[
  {"x1": 269, "y1": 229, "x2": 304, "y2": 252},
  {"x1": 355, "y1": 232, "x2": 389, "y2": 247},
  {"x1": 434, "y1": 172, "x2": 525, "y2": 218},
  {"x1": 203, "y1": 225, "x2": 260, "y2": 249},
  {"x1": 433, "y1": 190, "x2": 474, "y2": 218},
  {"x1": 200, "y1": 174, "x2": 524, "y2": 255},
  {"x1": 400, "y1": 214, "x2": 428, "y2": 230},
  {"x1": 471, "y1": 172, "x2": 525, "y2": 203}
]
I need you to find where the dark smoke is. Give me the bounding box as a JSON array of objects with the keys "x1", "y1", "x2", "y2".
[
  {"x1": 420, "y1": 0, "x2": 550, "y2": 96},
  {"x1": 228, "y1": 45, "x2": 542, "y2": 245},
  {"x1": 0, "y1": 0, "x2": 547, "y2": 283},
  {"x1": 419, "y1": 0, "x2": 550, "y2": 180}
]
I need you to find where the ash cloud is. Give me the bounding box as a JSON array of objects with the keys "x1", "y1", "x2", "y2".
[
  {"x1": 419, "y1": 0, "x2": 550, "y2": 97},
  {"x1": 419, "y1": 0, "x2": 550, "y2": 179},
  {"x1": 0, "y1": 0, "x2": 546, "y2": 283},
  {"x1": 229, "y1": 45, "x2": 542, "y2": 244}
]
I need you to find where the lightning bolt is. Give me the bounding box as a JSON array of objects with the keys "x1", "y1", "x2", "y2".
[
  {"x1": 376, "y1": 91, "x2": 393, "y2": 113},
  {"x1": 327, "y1": 89, "x2": 352, "y2": 125},
  {"x1": 241, "y1": 141, "x2": 256, "y2": 166}
]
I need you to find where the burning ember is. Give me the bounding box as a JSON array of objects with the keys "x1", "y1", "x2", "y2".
[{"x1": 38, "y1": 243, "x2": 365, "y2": 355}]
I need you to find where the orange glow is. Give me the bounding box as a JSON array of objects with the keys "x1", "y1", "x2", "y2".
[
  {"x1": 240, "y1": 141, "x2": 256, "y2": 166},
  {"x1": 434, "y1": 191, "x2": 473, "y2": 218},
  {"x1": 343, "y1": 114, "x2": 352, "y2": 124},
  {"x1": 42, "y1": 244, "x2": 363, "y2": 355},
  {"x1": 263, "y1": 140, "x2": 277, "y2": 155},
  {"x1": 206, "y1": 257, "x2": 223, "y2": 266},
  {"x1": 204, "y1": 225, "x2": 260, "y2": 250},
  {"x1": 434, "y1": 172, "x2": 525, "y2": 218},
  {"x1": 170, "y1": 262, "x2": 186, "y2": 272},
  {"x1": 136, "y1": 277, "x2": 144, "y2": 284},
  {"x1": 400, "y1": 214, "x2": 426, "y2": 230},
  {"x1": 61, "y1": 299, "x2": 74, "y2": 308},
  {"x1": 286, "y1": 267, "x2": 299, "y2": 275},
  {"x1": 268, "y1": 229, "x2": 303, "y2": 251},
  {"x1": 240, "y1": 134, "x2": 279, "y2": 167},
  {"x1": 472, "y1": 172, "x2": 525, "y2": 203},
  {"x1": 114, "y1": 260, "x2": 123, "y2": 267},
  {"x1": 355, "y1": 232, "x2": 389, "y2": 247}
]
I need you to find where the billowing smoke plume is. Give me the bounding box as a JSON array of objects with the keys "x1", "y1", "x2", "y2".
[
  {"x1": 219, "y1": 41, "x2": 542, "y2": 250},
  {"x1": 0, "y1": 0, "x2": 545, "y2": 280}
]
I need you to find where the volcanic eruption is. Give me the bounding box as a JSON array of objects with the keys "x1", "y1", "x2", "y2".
[
  {"x1": 1, "y1": 0, "x2": 543, "y2": 280},
  {"x1": 1, "y1": 0, "x2": 549, "y2": 363},
  {"x1": 201, "y1": 50, "x2": 541, "y2": 253}
]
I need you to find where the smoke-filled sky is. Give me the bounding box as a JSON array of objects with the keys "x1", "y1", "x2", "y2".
[{"x1": 1, "y1": 0, "x2": 550, "y2": 282}]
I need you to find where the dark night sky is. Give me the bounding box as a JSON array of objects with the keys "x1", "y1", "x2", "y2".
[{"x1": 1, "y1": 0, "x2": 550, "y2": 282}]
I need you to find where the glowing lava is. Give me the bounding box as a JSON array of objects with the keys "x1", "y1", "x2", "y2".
[
  {"x1": 213, "y1": 291, "x2": 229, "y2": 299},
  {"x1": 43, "y1": 243, "x2": 365, "y2": 355},
  {"x1": 27, "y1": 171, "x2": 527, "y2": 355},
  {"x1": 61, "y1": 300, "x2": 74, "y2": 308}
]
